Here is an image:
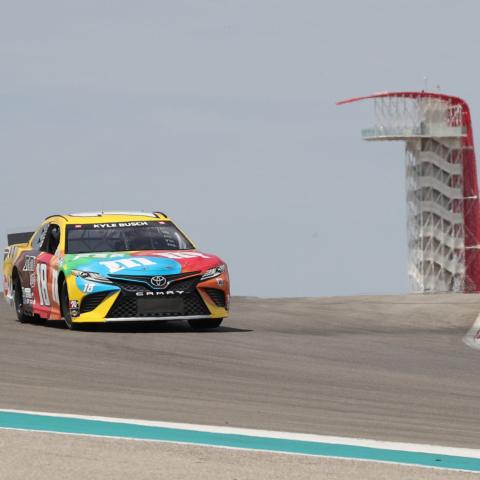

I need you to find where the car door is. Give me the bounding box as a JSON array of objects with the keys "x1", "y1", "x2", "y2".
[
  {"x1": 14, "y1": 223, "x2": 50, "y2": 315},
  {"x1": 32, "y1": 223, "x2": 62, "y2": 319}
]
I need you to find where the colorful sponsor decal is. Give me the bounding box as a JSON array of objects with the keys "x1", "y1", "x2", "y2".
[
  {"x1": 99, "y1": 258, "x2": 156, "y2": 274},
  {"x1": 22, "y1": 287, "x2": 34, "y2": 305},
  {"x1": 65, "y1": 253, "x2": 183, "y2": 278},
  {"x1": 152, "y1": 252, "x2": 211, "y2": 260},
  {"x1": 6, "y1": 246, "x2": 18, "y2": 260},
  {"x1": 23, "y1": 256, "x2": 35, "y2": 272},
  {"x1": 69, "y1": 300, "x2": 80, "y2": 317}
]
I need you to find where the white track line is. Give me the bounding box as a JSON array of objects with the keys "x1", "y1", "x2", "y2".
[
  {"x1": 463, "y1": 313, "x2": 480, "y2": 350},
  {"x1": 1, "y1": 408, "x2": 480, "y2": 459}
]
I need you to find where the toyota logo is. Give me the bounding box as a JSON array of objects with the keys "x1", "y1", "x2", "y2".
[{"x1": 150, "y1": 275, "x2": 168, "y2": 288}]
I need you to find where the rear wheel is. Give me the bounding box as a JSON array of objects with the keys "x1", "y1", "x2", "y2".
[
  {"x1": 60, "y1": 280, "x2": 80, "y2": 330},
  {"x1": 13, "y1": 274, "x2": 31, "y2": 323},
  {"x1": 188, "y1": 318, "x2": 223, "y2": 330}
]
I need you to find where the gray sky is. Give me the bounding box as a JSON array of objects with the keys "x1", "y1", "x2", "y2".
[{"x1": 1, "y1": 0, "x2": 478, "y2": 297}]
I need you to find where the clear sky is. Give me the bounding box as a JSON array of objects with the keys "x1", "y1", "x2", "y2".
[{"x1": 1, "y1": 0, "x2": 478, "y2": 297}]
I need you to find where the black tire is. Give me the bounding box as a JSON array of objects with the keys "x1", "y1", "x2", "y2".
[
  {"x1": 188, "y1": 318, "x2": 223, "y2": 330},
  {"x1": 13, "y1": 274, "x2": 31, "y2": 323},
  {"x1": 60, "y1": 280, "x2": 80, "y2": 330}
]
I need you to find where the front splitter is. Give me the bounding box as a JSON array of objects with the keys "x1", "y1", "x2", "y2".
[{"x1": 102, "y1": 314, "x2": 212, "y2": 323}]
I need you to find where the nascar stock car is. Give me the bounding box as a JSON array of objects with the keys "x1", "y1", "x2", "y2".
[{"x1": 3, "y1": 212, "x2": 230, "y2": 330}]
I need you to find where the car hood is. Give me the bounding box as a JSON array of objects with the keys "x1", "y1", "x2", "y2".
[{"x1": 63, "y1": 250, "x2": 223, "y2": 277}]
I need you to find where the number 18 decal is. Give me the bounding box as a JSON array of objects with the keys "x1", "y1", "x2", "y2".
[
  {"x1": 36, "y1": 263, "x2": 50, "y2": 306},
  {"x1": 51, "y1": 269, "x2": 59, "y2": 304}
]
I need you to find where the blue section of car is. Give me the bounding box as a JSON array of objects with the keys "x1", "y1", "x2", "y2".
[
  {"x1": 74, "y1": 277, "x2": 120, "y2": 293},
  {"x1": 68, "y1": 254, "x2": 182, "y2": 277}
]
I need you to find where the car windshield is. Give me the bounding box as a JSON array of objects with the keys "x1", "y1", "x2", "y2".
[{"x1": 66, "y1": 221, "x2": 194, "y2": 254}]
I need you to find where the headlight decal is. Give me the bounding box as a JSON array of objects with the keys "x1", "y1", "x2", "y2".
[
  {"x1": 200, "y1": 264, "x2": 226, "y2": 281},
  {"x1": 71, "y1": 270, "x2": 118, "y2": 295},
  {"x1": 71, "y1": 270, "x2": 113, "y2": 284}
]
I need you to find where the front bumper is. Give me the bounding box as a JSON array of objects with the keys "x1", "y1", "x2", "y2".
[{"x1": 68, "y1": 272, "x2": 229, "y2": 323}]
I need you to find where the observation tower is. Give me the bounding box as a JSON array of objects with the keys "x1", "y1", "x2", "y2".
[{"x1": 338, "y1": 92, "x2": 480, "y2": 293}]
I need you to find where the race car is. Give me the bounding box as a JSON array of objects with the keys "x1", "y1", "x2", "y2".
[{"x1": 3, "y1": 212, "x2": 229, "y2": 330}]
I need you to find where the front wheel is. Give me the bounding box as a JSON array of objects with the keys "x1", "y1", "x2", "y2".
[
  {"x1": 60, "y1": 280, "x2": 80, "y2": 330},
  {"x1": 13, "y1": 275, "x2": 31, "y2": 323},
  {"x1": 188, "y1": 318, "x2": 223, "y2": 330}
]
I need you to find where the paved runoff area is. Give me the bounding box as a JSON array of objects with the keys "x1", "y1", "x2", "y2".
[
  {"x1": 2, "y1": 429, "x2": 479, "y2": 480},
  {"x1": 1, "y1": 294, "x2": 480, "y2": 478}
]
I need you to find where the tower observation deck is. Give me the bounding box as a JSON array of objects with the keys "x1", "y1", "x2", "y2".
[{"x1": 338, "y1": 92, "x2": 480, "y2": 293}]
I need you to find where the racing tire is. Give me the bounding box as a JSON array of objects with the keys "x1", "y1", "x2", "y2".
[
  {"x1": 60, "y1": 280, "x2": 80, "y2": 331},
  {"x1": 188, "y1": 318, "x2": 223, "y2": 330},
  {"x1": 13, "y1": 274, "x2": 31, "y2": 323}
]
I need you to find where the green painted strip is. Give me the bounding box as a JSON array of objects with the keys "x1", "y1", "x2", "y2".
[{"x1": 0, "y1": 411, "x2": 479, "y2": 472}]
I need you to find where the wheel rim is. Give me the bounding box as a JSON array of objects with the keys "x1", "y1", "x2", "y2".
[
  {"x1": 60, "y1": 282, "x2": 77, "y2": 330},
  {"x1": 14, "y1": 278, "x2": 24, "y2": 317},
  {"x1": 61, "y1": 282, "x2": 74, "y2": 328}
]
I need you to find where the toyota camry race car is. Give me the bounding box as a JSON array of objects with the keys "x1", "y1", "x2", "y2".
[{"x1": 3, "y1": 212, "x2": 229, "y2": 330}]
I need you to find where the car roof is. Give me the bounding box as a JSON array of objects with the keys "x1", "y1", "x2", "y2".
[{"x1": 44, "y1": 211, "x2": 169, "y2": 225}]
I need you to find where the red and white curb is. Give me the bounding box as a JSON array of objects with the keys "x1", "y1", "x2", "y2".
[{"x1": 463, "y1": 313, "x2": 480, "y2": 350}]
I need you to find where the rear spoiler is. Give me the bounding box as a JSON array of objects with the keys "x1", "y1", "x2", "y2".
[{"x1": 7, "y1": 232, "x2": 34, "y2": 246}]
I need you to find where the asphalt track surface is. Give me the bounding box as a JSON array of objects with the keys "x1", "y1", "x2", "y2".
[
  {"x1": 1, "y1": 294, "x2": 480, "y2": 478},
  {"x1": 1, "y1": 293, "x2": 480, "y2": 446}
]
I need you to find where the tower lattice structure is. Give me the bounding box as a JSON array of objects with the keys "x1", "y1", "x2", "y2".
[{"x1": 338, "y1": 92, "x2": 480, "y2": 293}]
